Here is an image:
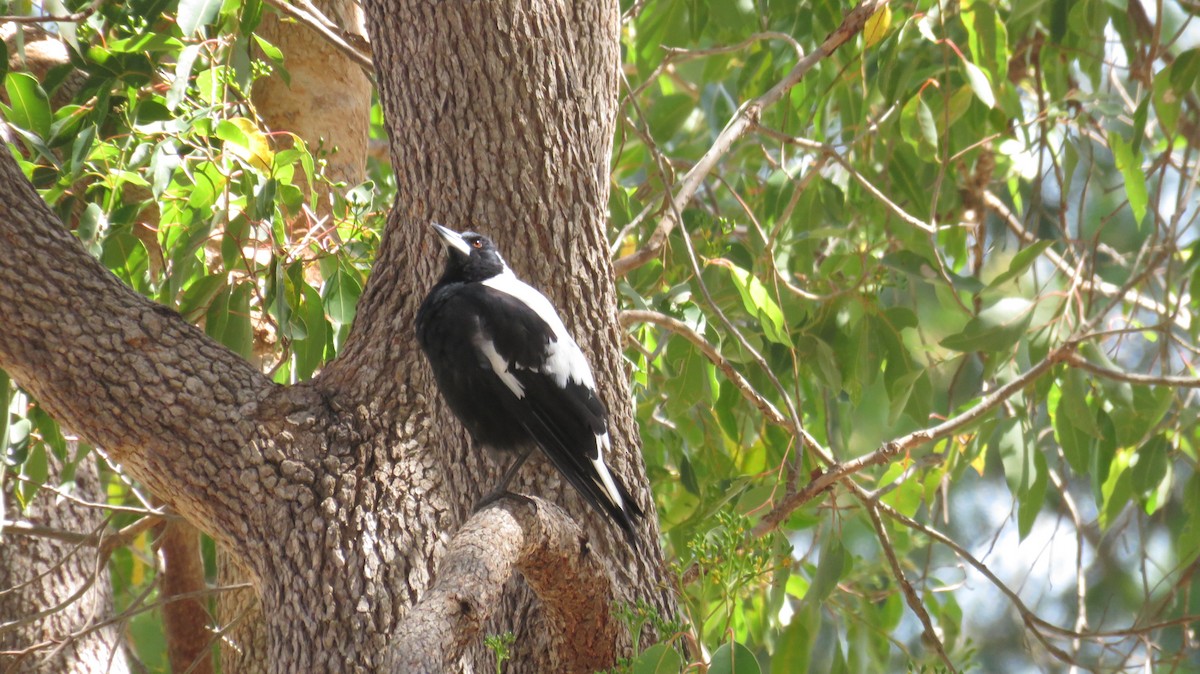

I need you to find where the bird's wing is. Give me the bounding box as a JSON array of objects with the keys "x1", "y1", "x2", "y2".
[{"x1": 464, "y1": 283, "x2": 642, "y2": 538}]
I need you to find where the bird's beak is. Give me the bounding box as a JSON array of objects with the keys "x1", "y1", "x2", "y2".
[{"x1": 431, "y1": 222, "x2": 472, "y2": 256}]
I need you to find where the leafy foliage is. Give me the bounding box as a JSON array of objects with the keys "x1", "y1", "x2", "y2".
[
  {"x1": 2, "y1": 0, "x2": 388, "y2": 666},
  {"x1": 3, "y1": 0, "x2": 1200, "y2": 672},
  {"x1": 612, "y1": 0, "x2": 1200, "y2": 671}
]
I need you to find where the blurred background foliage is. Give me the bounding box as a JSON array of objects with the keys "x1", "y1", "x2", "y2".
[{"x1": 2, "y1": 0, "x2": 1200, "y2": 672}]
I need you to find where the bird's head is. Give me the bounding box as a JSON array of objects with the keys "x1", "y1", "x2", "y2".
[{"x1": 430, "y1": 223, "x2": 507, "y2": 282}]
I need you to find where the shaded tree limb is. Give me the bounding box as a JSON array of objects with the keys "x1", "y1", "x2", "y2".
[
  {"x1": 159, "y1": 520, "x2": 215, "y2": 674},
  {"x1": 862, "y1": 500, "x2": 957, "y2": 673},
  {"x1": 262, "y1": 0, "x2": 374, "y2": 73},
  {"x1": 391, "y1": 495, "x2": 618, "y2": 674}
]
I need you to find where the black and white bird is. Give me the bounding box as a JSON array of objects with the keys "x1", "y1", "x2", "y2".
[{"x1": 416, "y1": 223, "x2": 643, "y2": 545}]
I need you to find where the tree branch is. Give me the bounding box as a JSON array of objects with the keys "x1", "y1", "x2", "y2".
[
  {"x1": 612, "y1": 0, "x2": 891, "y2": 276},
  {"x1": 863, "y1": 501, "x2": 957, "y2": 672},
  {"x1": 1064, "y1": 352, "x2": 1200, "y2": 387},
  {"x1": 262, "y1": 0, "x2": 374, "y2": 73},
  {"x1": 753, "y1": 339, "x2": 1076, "y2": 536},
  {"x1": 0, "y1": 148, "x2": 277, "y2": 556},
  {"x1": 0, "y1": 0, "x2": 104, "y2": 24},
  {"x1": 159, "y1": 520, "x2": 215, "y2": 674},
  {"x1": 981, "y1": 189, "x2": 1192, "y2": 332},
  {"x1": 389, "y1": 496, "x2": 619, "y2": 673}
]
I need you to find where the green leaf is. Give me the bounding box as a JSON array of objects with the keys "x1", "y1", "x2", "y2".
[
  {"x1": 880, "y1": 460, "x2": 923, "y2": 517},
  {"x1": 1052, "y1": 377, "x2": 1093, "y2": 473},
  {"x1": 631, "y1": 642, "x2": 684, "y2": 674},
  {"x1": 772, "y1": 602, "x2": 818, "y2": 671},
  {"x1": 179, "y1": 275, "x2": 228, "y2": 322},
  {"x1": 1153, "y1": 69, "x2": 1181, "y2": 136},
  {"x1": 3, "y1": 72, "x2": 52, "y2": 138},
  {"x1": 940, "y1": 297, "x2": 1033, "y2": 353},
  {"x1": 16, "y1": 430, "x2": 44, "y2": 506},
  {"x1": 294, "y1": 284, "x2": 329, "y2": 380},
  {"x1": 1108, "y1": 132, "x2": 1147, "y2": 225},
  {"x1": 253, "y1": 34, "x2": 285, "y2": 65},
  {"x1": 167, "y1": 43, "x2": 204, "y2": 110},
  {"x1": 223, "y1": 282, "x2": 255, "y2": 360},
  {"x1": 1131, "y1": 435, "x2": 1169, "y2": 498},
  {"x1": 1018, "y1": 447, "x2": 1047, "y2": 539},
  {"x1": 986, "y1": 240, "x2": 1053, "y2": 290},
  {"x1": 178, "y1": 0, "x2": 224, "y2": 36},
  {"x1": 76, "y1": 203, "x2": 105, "y2": 245},
  {"x1": 717, "y1": 261, "x2": 788, "y2": 345},
  {"x1": 806, "y1": 539, "x2": 848, "y2": 604},
  {"x1": 1178, "y1": 472, "x2": 1200, "y2": 566},
  {"x1": 900, "y1": 94, "x2": 938, "y2": 161},
  {"x1": 962, "y1": 0, "x2": 1009, "y2": 82},
  {"x1": 647, "y1": 93, "x2": 695, "y2": 141},
  {"x1": 1169, "y1": 48, "x2": 1200, "y2": 93},
  {"x1": 322, "y1": 268, "x2": 362, "y2": 327},
  {"x1": 1108, "y1": 385, "x2": 1173, "y2": 449},
  {"x1": 1099, "y1": 447, "x2": 1133, "y2": 529},
  {"x1": 962, "y1": 59, "x2": 995, "y2": 108},
  {"x1": 708, "y1": 641, "x2": 760, "y2": 674},
  {"x1": 994, "y1": 417, "x2": 1031, "y2": 493}
]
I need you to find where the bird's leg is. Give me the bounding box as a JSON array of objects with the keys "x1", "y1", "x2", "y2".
[{"x1": 475, "y1": 447, "x2": 533, "y2": 511}]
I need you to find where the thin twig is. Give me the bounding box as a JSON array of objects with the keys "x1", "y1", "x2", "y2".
[
  {"x1": 982, "y1": 189, "x2": 1192, "y2": 332},
  {"x1": 863, "y1": 500, "x2": 958, "y2": 672},
  {"x1": 0, "y1": 0, "x2": 104, "y2": 23},
  {"x1": 613, "y1": 0, "x2": 891, "y2": 276},
  {"x1": 1064, "y1": 351, "x2": 1200, "y2": 387},
  {"x1": 753, "y1": 338, "x2": 1075, "y2": 536},
  {"x1": 262, "y1": 0, "x2": 374, "y2": 73}
]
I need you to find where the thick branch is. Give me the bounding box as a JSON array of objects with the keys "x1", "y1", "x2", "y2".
[
  {"x1": 390, "y1": 496, "x2": 619, "y2": 674},
  {"x1": 0, "y1": 148, "x2": 276, "y2": 555}
]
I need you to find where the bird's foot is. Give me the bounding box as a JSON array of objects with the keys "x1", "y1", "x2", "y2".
[{"x1": 473, "y1": 488, "x2": 536, "y2": 512}]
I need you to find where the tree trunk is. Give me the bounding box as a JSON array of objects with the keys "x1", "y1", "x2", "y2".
[
  {"x1": 0, "y1": 0, "x2": 674, "y2": 671},
  {"x1": 252, "y1": 0, "x2": 371, "y2": 222},
  {"x1": 0, "y1": 455, "x2": 130, "y2": 674}
]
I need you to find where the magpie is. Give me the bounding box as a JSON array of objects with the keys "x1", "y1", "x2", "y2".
[{"x1": 416, "y1": 223, "x2": 643, "y2": 546}]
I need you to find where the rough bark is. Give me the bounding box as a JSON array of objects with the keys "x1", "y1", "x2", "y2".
[
  {"x1": 227, "y1": 6, "x2": 373, "y2": 666},
  {"x1": 338, "y1": 0, "x2": 677, "y2": 667},
  {"x1": 393, "y1": 496, "x2": 618, "y2": 672},
  {"x1": 0, "y1": 456, "x2": 130, "y2": 673},
  {"x1": 0, "y1": 0, "x2": 676, "y2": 671}
]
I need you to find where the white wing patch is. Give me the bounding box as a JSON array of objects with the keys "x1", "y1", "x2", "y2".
[
  {"x1": 591, "y1": 432, "x2": 625, "y2": 509},
  {"x1": 483, "y1": 269, "x2": 597, "y2": 389},
  {"x1": 474, "y1": 334, "x2": 526, "y2": 399}
]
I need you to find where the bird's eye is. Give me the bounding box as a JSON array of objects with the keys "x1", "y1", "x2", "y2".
[{"x1": 472, "y1": 239, "x2": 483, "y2": 249}]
